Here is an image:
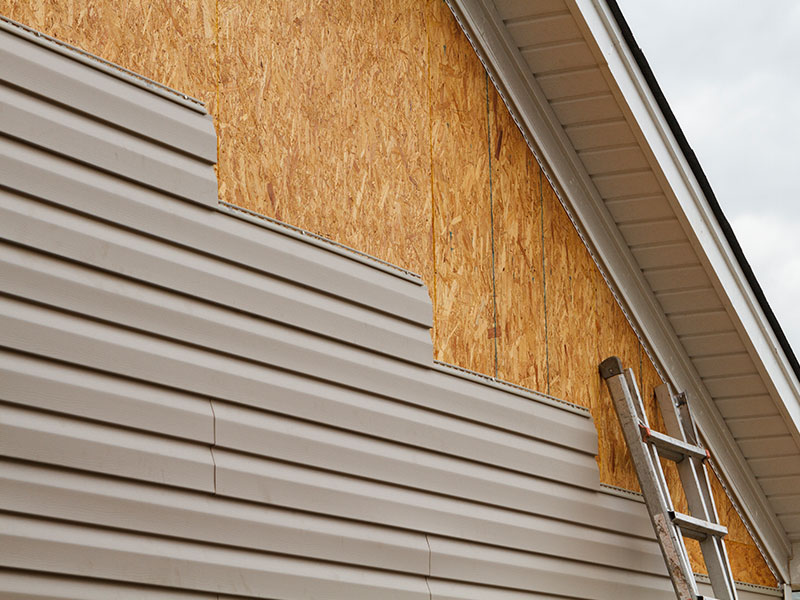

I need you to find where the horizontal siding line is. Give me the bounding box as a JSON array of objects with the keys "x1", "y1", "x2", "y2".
[
  {"x1": 432, "y1": 361, "x2": 590, "y2": 417},
  {"x1": 0, "y1": 455, "x2": 426, "y2": 534},
  {"x1": 0, "y1": 336, "x2": 594, "y2": 479},
  {"x1": 426, "y1": 536, "x2": 671, "y2": 596},
  {"x1": 213, "y1": 450, "x2": 658, "y2": 548},
  {"x1": 0, "y1": 394, "x2": 213, "y2": 446},
  {"x1": 1, "y1": 350, "x2": 594, "y2": 494},
  {"x1": 0, "y1": 246, "x2": 433, "y2": 370},
  {"x1": 0, "y1": 333, "x2": 591, "y2": 465},
  {"x1": 3, "y1": 78, "x2": 212, "y2": 163},
  {"x1": 0, "y1": 89, "x2": 217, "y2": 198},
  {"x1": 677, "y1": 329, "x2": 740, "y2": 343},
  {"x1": 0, "y1": 295, "x2": 593, "y2": 455},
  {"x1": 0, "y1": 508, "x2": 432, "y2": 579},
  {"x1": 0, "y1": 567, "x2": 220, "y2": 600},
  {"x1": 0, "y1": 19, "x2": 207, "y2": 112},
  {"x1": 0, "y1": 147, "x2": 431, "y2": 325},
  {"x1": 0, "y1": 197, "x2": 430, "y2": 335},
  {"x1": 2, "y1": 458, "x2": 665, "y2": 576},
  {"x1": 1, "y1": 401, "x2": 215, "y2": 491},
  {"x1": 0, "y1": 347, "x2": 215, "y2": 441},
  {"x1": 0, "y1": 255, "x2": 430, "y2": 375},
  {"x1": 1, "y1": 456, "x2": 655, "y2": 561},
  {"x1": 217, "y1": 202, "x2": 424, "y2": 285},
  {"x1": 2, "y1": 513, "x2": 431, "y2": 599},
  {"x1": 209, "y1": 444, "x2": 599, "y2": 513},
  {"x1": 502, "y1": 10, "x2": 572, "y2": 27}
]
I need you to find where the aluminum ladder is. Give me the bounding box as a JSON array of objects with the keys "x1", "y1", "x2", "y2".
[{"x1": 599, "y1": 356, "x2": 738, "y2": 600}]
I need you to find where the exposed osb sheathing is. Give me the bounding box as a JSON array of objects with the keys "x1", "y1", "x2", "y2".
[
  {"x1": 709, "y1": 466, "x2": 778, "y2": 586},
  {"x1": 543, "y1": 165, "x2": 600, "y2": 406},
  {"x1": 489, "y1": 85, "x2": 547, "y2": 391},
  {"x1": 594, "y1": 282, "x2": 640, "y2": 488},
  {"x1": 427, "y1": 0, "x2": 494, "y2": 373},
  {"x1": 216, "y1": 0, "x2": 433, "y2": 282},
  {"x1": 3, "y1": 0, "x2": 777, "y2": 586}
]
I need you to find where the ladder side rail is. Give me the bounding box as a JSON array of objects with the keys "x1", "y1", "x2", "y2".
[
  {"x1": 625, "y1": 372, "x2": 678, "y2": 514},
  {"x1": 655, "y1": 384, "x2": 716, "y2": 521},
  {"x1": 694, "y1": 453, "x2": 738, "y2": 600},
  {"x1": 655, "y1": 385, "x2": 739, "y2": 600},
  {"x1": 601, "y1": 359, "x2": 699, "y2": 600}
]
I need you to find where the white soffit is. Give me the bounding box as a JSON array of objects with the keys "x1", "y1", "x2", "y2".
[{"x1": 446, "y1": 0, "x2": 800, "y2": 580}]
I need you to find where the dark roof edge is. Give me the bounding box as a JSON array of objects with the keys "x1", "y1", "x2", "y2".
[{"x1": 605, "y1": 0, "x2": 800, "y2": 384}]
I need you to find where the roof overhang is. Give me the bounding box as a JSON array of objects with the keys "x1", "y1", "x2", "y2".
[{"x1": 446, "y1": 0, "x2": 800, "y2": 581}]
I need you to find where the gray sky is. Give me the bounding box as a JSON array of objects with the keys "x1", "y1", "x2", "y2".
[{"x1": 616, "y1": 0, "x2": 800, "y2": 359}]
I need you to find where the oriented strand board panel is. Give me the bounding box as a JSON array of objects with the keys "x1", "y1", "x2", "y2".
[
  {"x1": 217, "y1": 0, "x2": 433, "y2": 282},
  {"x1": 709, "y1": 466, "x2": 778, "y2": 586},
  {"x1": 543, "y1": 184, "x2": 599, "y2": 406},
  {"x1": 490, "y1": 85, "x2": 547, "y2": 390},
  {"x1": 427, "y1": 0, "x2": 494, "y2": 375},
  {"x1": 593, "y1": 279, "x2": 641, "y2": 489},
  {"x1": 0, "y1": 0, "x2": 217, "y2": 109}
]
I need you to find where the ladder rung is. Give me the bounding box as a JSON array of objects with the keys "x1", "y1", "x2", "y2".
[
  {"x1": 639, "y1": 426, "x2": 709, "y2": 462},
  {"x1": 669, "y1": 511, "x2": 728, "y2": 540}
]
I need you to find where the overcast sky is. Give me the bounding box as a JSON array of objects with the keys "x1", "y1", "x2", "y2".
[{"x1": 615, "y1": 1, "x2": 800, "y2": 359}]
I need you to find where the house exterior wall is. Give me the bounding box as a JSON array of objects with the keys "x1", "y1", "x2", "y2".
[{"x1": 0, "y1": 1, "x2": 778, "y2": 590}]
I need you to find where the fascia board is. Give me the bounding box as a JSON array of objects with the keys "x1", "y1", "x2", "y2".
[{"x1": 446, "y1": 0, "x2": 791, "y2": 579}]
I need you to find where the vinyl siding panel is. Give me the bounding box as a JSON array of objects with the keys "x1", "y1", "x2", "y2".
[{"x1": 0, "y1": 22, "x2": 781, "y2": 600}]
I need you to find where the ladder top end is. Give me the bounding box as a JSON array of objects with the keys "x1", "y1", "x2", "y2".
[{"x1": 599, "y1": 356, "x2": 624, "y2": 380}]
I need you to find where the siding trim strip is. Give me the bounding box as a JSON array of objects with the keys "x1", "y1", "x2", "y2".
[{"x1": 0, "y1": 15, "x2": 207, "y2": 112}]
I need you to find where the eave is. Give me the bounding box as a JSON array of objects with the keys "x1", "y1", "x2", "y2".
[{"x1": 446, "y1": 0, "x2": 800, "y2": 581}]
